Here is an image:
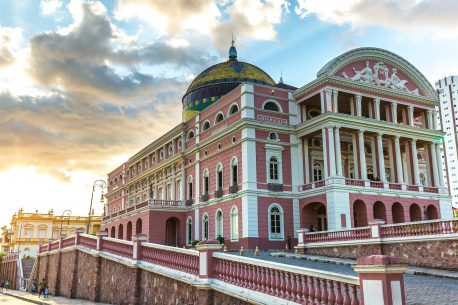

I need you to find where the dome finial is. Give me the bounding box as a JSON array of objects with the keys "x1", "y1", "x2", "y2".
[{"x1": 229, "y1": 32, "x2": 237, "y2": 60}]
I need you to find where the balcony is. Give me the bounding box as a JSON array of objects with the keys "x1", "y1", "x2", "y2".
[
  {"x1": 201, "y1": 193, "x2": 209, "y2": 202},
  {"x1": 185, "y1": 199, "x2": 194, "y2": 206},
  {"x1": 229, "y1": 184, "x2": 239, "y2": 194},
  {"x1": 267, "y1": 183, "x2": 283, "y2": 192},
  {"x1": 215, "y1": 189, "x2": 223, "y2": 198}
]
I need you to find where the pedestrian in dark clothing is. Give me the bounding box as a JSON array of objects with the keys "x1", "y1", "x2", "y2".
[
  {"x1": 286, "y1": 234, "x2": 292, "y2": 250},
  {"x1": 38, "y1": 278, "x2": 46, "y2": 298},
  {"x1": 309, "y1": 224, "x2": 316, "y2": 232}
]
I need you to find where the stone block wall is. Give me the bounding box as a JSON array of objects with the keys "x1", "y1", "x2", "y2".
[
  {"x1": 37, "y1": 248, "x2": 251, "y2": 305},
  {"x1": 304, "y1": 238, "x2": 458, "y2": 271}
]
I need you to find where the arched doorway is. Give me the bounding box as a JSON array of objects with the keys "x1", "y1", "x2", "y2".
[
  {"x1": 110, "y1": 227, "x2": 115, "y2": 238},
  {"x1": 409, "y1": 204, "x2": 422, "y2": 222},
  {"x1": 302, "y1": 202, "x2": 327, "y2": 231},
  {"x1": 126, "y1": 221, "x2": 132, "y2": 241},
  {"x1": 136, "y1": 218, "x2": 142, "y2": 235},
  {"x1": 353, "y1": 200, "x2": 368, "y2": 227},
  {"x1": 165, "y1": 217, "x2": 180, "y2": 246},
  {"x1": 392, "y1": 202, "x2": 405, "y2": 223},
  {"x1": 118, "y1": 224, "x2": 124, "y2": 239},
  {"x1": 373, "y1": 201, "x2": 387, "y2": 222},
  {"x1": 426, "y1": 205, "x2": 439, "y2": 220}
]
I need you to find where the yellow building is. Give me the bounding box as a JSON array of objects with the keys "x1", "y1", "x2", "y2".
[{"x1": 1, "y1": 209, "x2": 102, "y2": 257}]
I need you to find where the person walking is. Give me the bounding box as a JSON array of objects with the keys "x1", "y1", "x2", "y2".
[
  {"x1": 286, "y1": 234, "x2": 292, "y2": 251},
  {"x1": 5, "y1": 280, "x2": 9, "y2": 290},
  {"x1": 31, "y1": 279, "x2": 37, "y2": 294},
  {"x1": 38, "y1": 278, "x2": 46, "y2": 298},
  {"x1": 44, "y1": 286, "x2": 49, "y2": 298},
  {"x1": 0, "y1": 280, "x2": 4, "y2": 291}
]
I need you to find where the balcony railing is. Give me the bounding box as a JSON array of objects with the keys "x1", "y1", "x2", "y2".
[
  {"x1": 229, "y1": 184, "x2": 239, "y2": 194},
  {"x1": 267, "y1": 183, "x2": 283, "y2": 192},
  {"x1": 201, "y1": 193, "x2": 209, "y2": 202},
  {"x1": 149, "y1": 199, "x2": 185, "y2": 207},
  {"x1": 215, "y1": 189, "x2": 223, "y2": 198}
]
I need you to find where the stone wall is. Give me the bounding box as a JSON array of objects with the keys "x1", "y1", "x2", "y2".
[
  {"x1": 304, "y1": 239, "x2": 458, "y2": 271},
  {"x1": 0, "y1": 255, "x2": 18, "y2": 289},
  {"x1": 37, "y1": 248, "x2": 251, "y2": 305}
]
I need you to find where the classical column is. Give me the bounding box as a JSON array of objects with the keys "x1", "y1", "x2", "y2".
[
  {"x1": 320, "y1": 91, "x2": 325, "y2": 113},
  {"x1": 411, "y1": 139, "x2": 420, "y2": 185},
  {"x1": 352, "y1": 132, "x2": 359, "y2": 178},
  {"x1": 435, "y1": 142, "x2": 445, "y2": 186},
  {"x1": 304, "y1": 138, "x2": 310, "y2": 183},
  {"x1": 427, "y1": 109, "x2": 433, "y2": 130},
  {"x1": 370, "y1": 136, "x2": 378, "y2": 178},
  {"x1": 325, "y1": 89, "x2": 333, "y2": 112},
  {"x1": 374, "y1": 98, "x2": 381, "y2": 120},
  {"x1": 171, "y1": 165, "x2": 176, "y2": 200},
  {"x1": 327, "y1": 126, "x2": 337, "y2": 177},
  {"x1": 356, "y1": 95, "x2": 362, "y2": 117},
  {"x1": 433, "y1": 110, "x2": 439, "y2": 130},
  {"x1": 162, "y1": 170, "x2": 166, "y2": 200},
  {"x1": 335, "y1": 127, "x2": 343, "y2": 176},
  {"x1": 322, "y1": 128, "x2": 328, "y2": 179},
  {"x1": 358, "y1": 130, "x2": 367, "y2": 180},
  {"x1": 377, "y1": 133, "x2": 386, "y2": 182},
  {"x1": 394, "y1": 136, "x2": 404, "y2": 184},
  {"x1": 430, "y1": 142, "x2": 440, "y2": 187},
  {"x1": 333, "y1": 90, "x2": 339, "y2": 112},
  {"x1": 408, "y1": 106, "x2": 414, "y2": 126},
  {"x1": 391, "y1": 102, "x2": 398, "y2": 124}
]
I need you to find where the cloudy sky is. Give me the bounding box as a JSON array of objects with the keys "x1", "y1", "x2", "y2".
[{"x1": 0, "y1": 0, "x2": 457, "y2": 227}]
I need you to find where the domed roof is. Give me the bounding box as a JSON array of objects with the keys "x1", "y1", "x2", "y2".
[{"x1": 182, "y1": 45, "x2": 275, "y2": 121}]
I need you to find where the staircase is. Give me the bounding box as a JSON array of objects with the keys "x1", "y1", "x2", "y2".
[{"x1": 21, "y1": 258, "x2": 35, "y2": 279}]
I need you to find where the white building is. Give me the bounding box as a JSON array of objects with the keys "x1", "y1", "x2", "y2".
[{"x1": 435, "y1": 76, "x2": 458, "y2": 207}]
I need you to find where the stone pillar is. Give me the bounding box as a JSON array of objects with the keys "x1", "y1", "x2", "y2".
[
  {"x1": 359, "y1": 130, "x2": 367, "y2": 180},
  {"x1": 408, "y1": 106, "x2": 414, "y2": 126},
  {"x1": 353, "y1": 255, "x2": 408, "y2": 305},
  {"x1": 335, "y1": 127, "x2": 343, "y2": 177},
  {"x1": 356, "y1": 95, "x2": 362, "y2": 117},
  {"x1": 327, "y1": 126, "x2": 337, "y2": 177},
  {"x1": 391, "y1": 102, "x2": 398, "y2": 124},
  {"x1": 195, "y1": 240, "x2": 223, "y2": 279},
  {"x1": 374, "y1": 98, "x2": 381, "y2": 120},
  {"x1": 132, "y1": 233, "x2": 148, "y2": 261},
  {"x1": 377, "y1": 133, "x2": 386, "y2": 182},
  {"x1": 430, "y1": 142, "x2": 440, "y2": 187},
  {"x1": 394, "y1": 136, "x2": 404, "y2": 184},
  {"x1": 352, "y1": 132, "x2": 359, "y2": 179},
  {"x1": 304, "y1": 138, "x2": 310, "y2": 184},
  {"x1": 322, "y1": 128, "x2": 329, "y2": 179},
  {"x1": 325, "y1": 89, "x2": 333, "y2": 112},
  {"x1": 411, "y1": 139, "x2": 420, "y2": 185},
  {"x1": 320, "y1": 91, "x2": 325, "y2": 113},
  {"x1": 75, "y1": 228, "x2": 84, "y2": 245},
  {"x1": 433, "y1": 110, "x2": 439, "y2": 130},
  {"x1": 333, "y1": 89, "x2": 339, "y2": 112},
  {"x1": 295, "y1": 228, "x2": 310, "y2": 254},
  {"x1": 96, "y1": 230, "x2": 108, "y2": 251},
  {"x1": 427, "y1": 109, "x2": 433, "y2": 129},
  {"x1": 370, "y1": 136, "x2": 378, "y2": 178},
  {"x1": 435, "y1": 142, "x2": 445, "y2": 187}
]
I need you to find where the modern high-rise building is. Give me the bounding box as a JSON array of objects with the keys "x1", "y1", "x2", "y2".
[{"x1": 436, "y1": 76, "x2": 458, "y2": 208}]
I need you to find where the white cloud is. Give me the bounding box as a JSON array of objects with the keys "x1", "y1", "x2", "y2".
[
  {"x1": 40, "y1": 0, "x2": 63, "y2": 16},
  {"x1": 295, "y1": 0, "x2": 458, "y2": 39},
  {"x1": 114, "y1": 0, "x2": 289, "y2": 50}
]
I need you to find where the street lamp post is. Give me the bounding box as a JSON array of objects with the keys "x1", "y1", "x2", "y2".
[
  {"x1": 87, "y1": 180, "x2": 106, "y2": 234},
  {"x1": 59, "y1": 210, "x2": 72, "y2": 238}
]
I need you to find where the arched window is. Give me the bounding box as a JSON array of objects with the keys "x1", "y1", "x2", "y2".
[
  {"x1": 269, "y1": 204, "x2": 284, "y2": 240},
  {"x1": 187, "y1": 176, "x2": 193, "y2": 200},
  {"x1": 202, "y1": 214, "x2": 209, "y2": 241},
  {"x1": 230, "y1": 206, "x2": 239, "y2": 241},
  {"x1": 215, "y1": 210, "x2": 223, "y2": 238},
  {"x1": 202, "y1": 120, "x2": 211, "y2": 131},
  {"x1": 231, "y1": 157, "x2": 238, "y2": 186},
  {"x1": 263, "y1": 101, "x2": 280, "y2": 112},
  {"x1": 186, "y1": 217, "x2": 192, "y2": 245},
  {"x1": 203, "y1": 169, "x2": 210, "y2": 195},
  {"x1": 216, "y1": 163, "x2": 223, "y2": 191},
  {"x1": 187, "y1": 130, "x2": 194, "y2": 141},
  {"x1": 215, "y1": 112, "x2": 224, "y2": 124},
  {"x1": 269, "y1": 157, "x2": 279, "y2": 181},
  {"x1": 229, "y1": 104, "x2": 239, "y2": 115},
  {"x1": 269, "y1": 132, "x2": 278, "y2": 141},
  {"x1": 313, "y1": 161, "x2": 323, "y2": 181}
]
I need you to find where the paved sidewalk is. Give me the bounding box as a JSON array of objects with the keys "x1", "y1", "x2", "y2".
[
  {"x1": 271, "y1": 252, "x2": 458, "y2": 280},
  {"x1": 1, "y1": 290, "x2": 112, "y2": 305}
]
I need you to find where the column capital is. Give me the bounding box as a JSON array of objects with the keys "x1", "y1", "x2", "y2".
[
  {"x1": 377, "y1": 132, "x2": 384, "y2": 137},
  {"x1": 411, "y1": 138, "x2": 417, "y2": 143},
  {"x1": 324, "y1": 88, "x2": 333, "y2": 94},
  {"x1": 392, "y1": 101, "x2": 398, "y2": 106},
  {"x1": 394, "y1": 135, "x2": 401, "y2": 141},
  {"x1": 358, "y1": 129, "x2": 365, "y2": 134},
  {"x1": 374, "y1": 97, "x2": 381, "y2": 103},
  {"x1": 427, "y1": 109, "x2": 433, "y2": 114},
  {"x1": 408, "y1": 105, "x2": 414, "y2": 110},
  {"x1": 332, "y1": 89, "x2": 339, "y2": 95},
  {"x1": 355, "y1": 94, "x2": 362, "y2": 101},
  {"x1": 335, "y1": 126, "x2": 341, "y2": 131}
]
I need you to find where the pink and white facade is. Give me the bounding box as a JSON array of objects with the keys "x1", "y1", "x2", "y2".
[{"x1": 102, "y1": 47, "x2": 453, "y2": 250}]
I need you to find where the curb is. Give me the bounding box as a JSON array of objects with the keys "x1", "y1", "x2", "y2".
[
  {"x1": 270, "y1": 252, "x2": 458, "y2": 280},
  {"x1": 1, "y1": 291, "x2": 48, "y2": 305}
]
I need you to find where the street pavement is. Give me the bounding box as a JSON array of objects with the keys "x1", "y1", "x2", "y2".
[
  {"x1": 0, "y1": 291, "x2": 113, "y2": 305},
  {"x1": 241, "y1": 251, "x2": 458, "y2": 305}
]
